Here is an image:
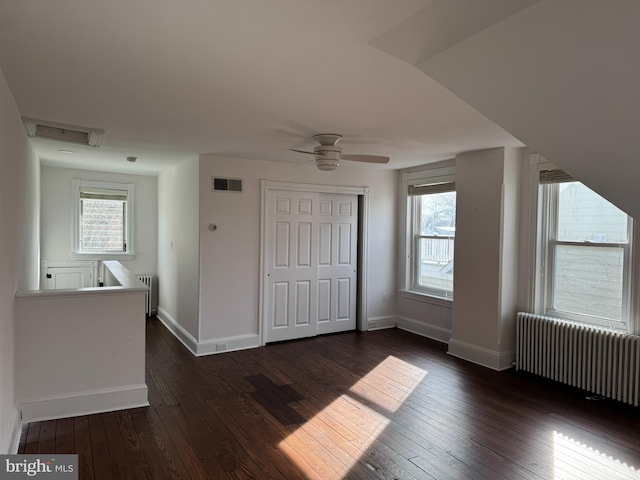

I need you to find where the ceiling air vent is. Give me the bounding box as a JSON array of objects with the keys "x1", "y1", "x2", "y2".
[
  {"x1": 22, "y1": 117, "x2": 105, "y2": 147},
  {"x1": 212, "y1": 177, "x2": 243, "y2": 193}
]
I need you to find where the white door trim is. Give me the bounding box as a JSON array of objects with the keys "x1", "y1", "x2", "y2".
[{"x1": 259, "y1": 180, "x2": 370, "y2": 346}]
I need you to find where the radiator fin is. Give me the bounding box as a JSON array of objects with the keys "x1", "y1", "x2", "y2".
[
  {"x1": 136, "y1": 275, "x2": 157, "y2": 316},
  {"x1": 516, "y1": 312, "x2": 640, "y2": 406}
]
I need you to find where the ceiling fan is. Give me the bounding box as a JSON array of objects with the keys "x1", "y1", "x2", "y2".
[{"x1": 290, "y1": 134, "x2": 389, "y2": 171}]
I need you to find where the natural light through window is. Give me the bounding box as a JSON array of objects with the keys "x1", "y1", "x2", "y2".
[
  {"x1": 278, "y1": 356, "x2": 427, "y2": 479},
  {"x1": 539, "y1": 173, "x2": 632, "y2": 330},
  {"x1": 553, "y1": 431, "x2": 638, "y2": 479},
  {"x1": 72, "y1": 179, "x2": 135, "y2": 258}
]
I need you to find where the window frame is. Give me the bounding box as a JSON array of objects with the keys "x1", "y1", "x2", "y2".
[
  {"x1": 71, "y1": 179, "x2": 135, "y2": 260},
  {"x1": 538, "y1": 176, "x2": 633, "y2": 331},
  {"x1": 410, "y1": 193, "x2": 456, "y2": 299},
  {"x1": 404, "y1": 170, "x2": 456, "y2": 301}
]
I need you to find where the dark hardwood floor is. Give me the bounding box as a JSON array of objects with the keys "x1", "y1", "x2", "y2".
[{"x1": 19, "y1": 317, "x2": 640, "y2": 479}]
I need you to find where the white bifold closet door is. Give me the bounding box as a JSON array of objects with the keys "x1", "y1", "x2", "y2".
[{"x1": 265, "y1": 190, "x2": 358, "y2": 343}]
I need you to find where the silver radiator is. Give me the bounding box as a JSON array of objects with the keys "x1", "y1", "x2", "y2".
[
  {"x1": 136, "y1": 275, "x2": 157, "y2": 316},
  {"x1": 516, "y1": 312, "x2": 640, "y2": 406}
]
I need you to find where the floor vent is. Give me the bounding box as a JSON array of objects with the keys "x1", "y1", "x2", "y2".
[{"x1": 213, "y1": 177, "x2": 243, "y2": 192}]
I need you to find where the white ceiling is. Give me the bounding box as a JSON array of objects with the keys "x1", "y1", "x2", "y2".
[
  {"x1": 411, "y1": 0, "x2": 640, "y2": 221},
  {"x1": 0, "y1": 0, "x2": 532, "y2": 175}
]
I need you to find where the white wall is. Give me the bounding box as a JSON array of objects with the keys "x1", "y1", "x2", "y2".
[
  {"x1": 157, "y1": 158, "x2": 200, "y2": 342},
  {"x1": 15, "y1": 288, "x2": 148, "y2": 422},
  {"x1": 40, "y1": 166, "x2": 158, "y2": 278},
  {"x1": 397, "y1": 293, "x2": 453, "y2": 341},
  {"x1": 419, "y1": 0, "x2": 640, "y2": 222},
  {"x1": 498, "y1": 147, "x2": 522, "y2": 350},
  {"x1": 449, "y1": 147, "x2": 522, "y2": 370},
  {"x1": 0, "y1": 66, "x2": 40, "y2": 453},
  {"x1": 197, "y1": 155, "x2": 397, "y2": 350}
]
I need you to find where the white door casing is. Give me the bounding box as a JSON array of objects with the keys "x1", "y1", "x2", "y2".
[{"x1": 260, "y1": 181, "x2": 368, "y2": 344}]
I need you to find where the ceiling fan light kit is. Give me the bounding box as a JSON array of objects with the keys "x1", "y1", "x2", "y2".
[
  {"x1": 316, "y1": 158, "x2": 339, "y2": 171},
  {"x1": 290, "y1": 133, "x2": 390, "y2": 171}
]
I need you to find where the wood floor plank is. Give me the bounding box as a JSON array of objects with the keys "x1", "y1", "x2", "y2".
[
  {"x1": 74, "y1": 416, "x2": 95, "y2": 480},
  {"x1": 207, "y1": 393, "x2": 309, "y2": 480},
  {"x1": 17, "y1": 423, "x2": 28, "y2": 454},
  {"x1": 38, "y1": 420, "x2": 56, "y2": 453},
  {"x1": 146, "y1": 342, "x2": 256, "y2": 477},
  {"x1": 22, "y1": 422, "x2": 40, "y2": 455},
  {"x1": 101, "y1": 411, "x2": 135, "y2": 480},
  {"x1": 113, "y1": 409, "x2": 154, "y2": 480},
  {"x1": 87, "y1": 415, "x2": 114, "y2": 480},
  {"x1": 54, "y1": 418, "x2": 74, "y2": 454},
  {"x1": 130, "y1": 407, "x2": 189, "y2": 479},
  {"x1": 144, "y1": 370, "x2": 210, "y2": 480},
  {"x1": 17, "y1": 319, "x2": 640, "y2": 479}
]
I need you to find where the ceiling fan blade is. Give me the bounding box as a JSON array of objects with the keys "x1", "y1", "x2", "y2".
[
  {"x1": 293, "y1": 158, "x2": 317, "y2": 167},
  {"x1": 341, "y1": 154, "x2": 390, "y2": 164},
  {"x1": 290, "y1": 148, "x2": 327, "y2": 158},
  {"x1": 289, "y1": 149, "x2": 315, "y2": 155}
]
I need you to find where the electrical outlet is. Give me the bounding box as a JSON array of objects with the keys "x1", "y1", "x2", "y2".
[
  {"x1": 216, "y1": 342, "x2": 228, "y2": 352},
  {"x1": 382, "y1": 292, "x2": 390, "y2": 302}
]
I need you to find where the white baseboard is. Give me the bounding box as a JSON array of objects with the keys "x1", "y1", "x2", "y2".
[
  {"x1": 447, "y1": 338, "x2": 515, "y2": 371},
  {"x1": 157, "y1": 307, "x2": 260, "y2": 356},
  {"x1": 19, "y1": 384, "x2": 149, "y2": 423},
  {"x1": 157, "y1": 307, "x2": 198, "y2": 356},
  {"x1": 396, "y1": 316, "x2": 451, "y2": 343},
  {"x1": 367, "y1": 315, "x2": 396, "y2": 331},
  {"x1": 196, "y1": 334, "x2": 260, "y2": 356},
  {"x1": 2, "y1": 410, "x2": 22, "y2": 454}
]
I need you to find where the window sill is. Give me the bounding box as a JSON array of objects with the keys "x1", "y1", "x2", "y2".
[
  {"x1": 544, "y1": 309, "x2": 627, "y2": 332},
  {"x1": 71, "y1": 252, "x2": 136, "y2": 261},
  {"x1": 399, "y1": 290, "x2": 453, "y2": 308}
]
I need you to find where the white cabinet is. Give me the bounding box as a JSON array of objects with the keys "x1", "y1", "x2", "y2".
[{"x1": 40, "y1": 260, "x2": 98, "y2": 290}]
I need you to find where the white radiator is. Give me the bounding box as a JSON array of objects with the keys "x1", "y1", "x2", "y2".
[
  {"x1": 516, "y1": 312, "x2": 640, "y2": 406},
  {"x1": 136, "y1": 275, "x2": 157, "y2": 316}
]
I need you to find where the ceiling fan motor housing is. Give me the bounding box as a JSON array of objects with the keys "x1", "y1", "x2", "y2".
[{"x1": 313, "y1": 133, "x2": 342, "y2": 146}]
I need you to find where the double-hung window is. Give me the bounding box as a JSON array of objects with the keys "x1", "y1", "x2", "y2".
[
  {"x1": 539, "y1": 168, "x2": 632, "y2": 330},
  {"x1": 408, "y1": 179, "x2": 456, "y2": 299},
  {"x1": 72, "y1": 180, "x2": 135, "y2": 258}
]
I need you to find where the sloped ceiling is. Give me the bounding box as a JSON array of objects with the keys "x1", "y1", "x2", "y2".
[
  {"x1": 375, "y1": 0, "x2": 640, "y2": 218},
  {"x1": 0, "y1": 0, "x2": 525, "y2": 174}
]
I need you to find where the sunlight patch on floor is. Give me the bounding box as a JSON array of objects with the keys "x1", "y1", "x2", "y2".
[
  {"x1": 279, "y1": 356, "x2": 428, "y2": 479},
  {"x1": 347, "y1": 355, "x2": 428, "y2": 413},
  {"x1": 553, "y1": 431, "x2": 639, "y2": 480}
]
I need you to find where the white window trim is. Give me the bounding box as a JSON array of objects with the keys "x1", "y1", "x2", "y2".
[
  {"x1": 533, "y1": 162, "x2": 633, "y2": 332},
  {"x1": 71, "y1": 179, "x2": 135, "y2": 260},
  {"x1": 400, "y1": 164, "x2": 456, "y2": 302}
]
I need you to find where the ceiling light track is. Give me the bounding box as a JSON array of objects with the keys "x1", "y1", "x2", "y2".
[{"x1": 22, "y1": 117, "x2": 105, "y2": 147}]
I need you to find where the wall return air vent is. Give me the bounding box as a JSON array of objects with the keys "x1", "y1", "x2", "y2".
[
  {"x1": 212, "y1": 177, "x2": 243, "y2": 192},
  {"x1": 22, "y1": 117, "x2": 105, "y2": 147}
]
